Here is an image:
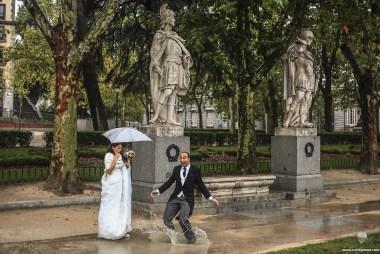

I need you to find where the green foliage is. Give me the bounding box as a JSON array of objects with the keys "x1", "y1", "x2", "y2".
[
  {"x1": 191, "y1": 146, "x2": 271, "y2": 160},
  {"x1": 185, "y1": 128, "x2": 231, "y2": 132},
  {"x1": 0, "y1": 147, "x2": 50, "y2": 167},
  {"x1": 43, "y1": 131, "x2": 109, "y2": 148},
  {"x1": 0, "y1": 146, "x2": 106, "y2": 167},
  {"x1": 77, "y1": 132, "x2": 110, "y2": 147},
  {"x1": 184, "y1": 130, "x2": 270, "y2": 146},
  {"x1": 121, "y1": 94, "x2": 145, "y2": 122},
  {"x1": 6, "y1": 26, "x2": 55, "y2": 101},
  {"x1": 185, "y1": 131, "x2": 217, "y2": 146},
  {"x1": 320, "y1": 144, "x2": 360, "y2": 155},
  {"x1": 320, "y1": 132, "x2": 362, "y2": 145}
]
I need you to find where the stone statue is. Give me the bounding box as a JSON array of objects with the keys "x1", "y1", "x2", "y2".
[
  {"x1": 283, "y1": 29, "x2": 318, "y2": 128},
  {"x1": 149, "y1": 4, "x2": 193, "y2": 126}
]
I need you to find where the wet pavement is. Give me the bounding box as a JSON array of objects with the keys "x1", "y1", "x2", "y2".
[{"x1": 1, "y1": 201, "x2": 379, "y2": 254}]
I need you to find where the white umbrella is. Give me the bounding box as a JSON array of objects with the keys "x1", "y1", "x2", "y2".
[{"x1": 102, "y1": 127, "x2": 152, "y2": 143}]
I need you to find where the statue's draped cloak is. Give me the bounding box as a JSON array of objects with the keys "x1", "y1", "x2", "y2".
[{"x1": 149, "y1": 30, "x2": 193, "y2": 122}]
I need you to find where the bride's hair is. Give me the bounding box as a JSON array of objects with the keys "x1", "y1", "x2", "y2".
[{"x1": 107, "y1": 143, "x2": 122, "y2": 154}]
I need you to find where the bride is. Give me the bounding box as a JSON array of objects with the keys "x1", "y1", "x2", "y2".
[{"x1": 98, "y1": 143, "x2": 132, "y2": 239}]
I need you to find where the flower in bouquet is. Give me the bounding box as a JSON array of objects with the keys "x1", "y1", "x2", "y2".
[{"x1": 124, "y1": 150, "x2": 136, "y2": 162}]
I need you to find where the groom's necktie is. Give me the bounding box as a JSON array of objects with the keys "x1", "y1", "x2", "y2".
[{"x1": 182, "y1": 167, "x2": 186, "y2": 178}]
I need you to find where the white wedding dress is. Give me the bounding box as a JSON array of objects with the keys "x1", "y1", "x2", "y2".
[{"x1": 98, "y1": 152, "x2": 132, "y2": 239}]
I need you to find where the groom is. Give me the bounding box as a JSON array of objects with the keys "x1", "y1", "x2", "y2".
[{"x1": 150, "y1": 151, "x2": 219, "y2": 244}]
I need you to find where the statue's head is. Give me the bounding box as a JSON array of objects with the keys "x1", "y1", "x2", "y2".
[
  {"x1": 160, "y1": 4, "x2": 175, "y2": 29},
  {"x1": 299, "y1": 29, "x2": 314, "y2": 46}
]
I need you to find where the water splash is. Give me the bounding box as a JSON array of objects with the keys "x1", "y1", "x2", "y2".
[{"x1": 137, "y1": 222, "x2": 209, "y2": 246}]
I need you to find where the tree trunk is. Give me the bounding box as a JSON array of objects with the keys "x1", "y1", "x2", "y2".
[
  {"x1": 376, "y1": 101, "x2": 379, "y2": 135},
  {"x1": 358, "y1": 71, "x2": 378, "y2": 174},
  {"x1": 235, "y1": 0, "x2": 256, "y2": 174},
  {"x1": 196, "y1": 100, "x2": 203, "y2": 128},
  {"x1": 82, "y1": 56, "x2": 109, "y2": 131},
  {"x1": 236, "y1": 84, "x2": 256, "y2": 174},
  {"x1": 23, "y1": 0, "x2": 121, "y2": 194},
  {"x1": 341, "y1": 43, "x2": 378, "y2": 175},
  {"x1": 229, "y1": 97, "x2": 236, "y2": 133},
  {"x1": 323, "y1": 89, "x2": 333, "y2": 132},
  {"x1": 78, "y1": 1, "x2": 108, "y2": 131},
  {"x1": 267, "y1": 78, "x2": 279, "y2": 135},
  {"x1": 46, "y1": 35, "x2": 81, "y2": 193},
  {"x1": 321, "y1": 45, "x2": 335, "y2": 132}
]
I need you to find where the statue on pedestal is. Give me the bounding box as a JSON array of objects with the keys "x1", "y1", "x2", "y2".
[
  {"x1": 283, "y1": 29, "x2": 318, "y2": 128},
  {"x1": 149, "y1": 4, "x2": 193, "y2": 126}
]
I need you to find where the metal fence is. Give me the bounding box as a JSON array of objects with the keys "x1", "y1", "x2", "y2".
[
  {"x1": 0, "y1": 157, "x2": 364, "y2": 185},
  {"x1": 320, "y1": 157, "x2": 360, "y2": 170},
  {"x1": 0, "y1": 167, "x2": 104, "y2": 185}
]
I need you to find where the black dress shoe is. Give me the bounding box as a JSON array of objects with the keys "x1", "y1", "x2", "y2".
[{"x1": 184, "y1": 231, "x2": 196, "y2": 244}]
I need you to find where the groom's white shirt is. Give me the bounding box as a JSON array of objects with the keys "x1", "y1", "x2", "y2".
[{"x1": 177, "y1": 164, "x2": 190, "y2": 197}]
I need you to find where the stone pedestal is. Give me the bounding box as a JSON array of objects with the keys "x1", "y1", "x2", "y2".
[
  {"x1": 270, "y1": 127, "x2": 323, "y2": 192},
  {"x1": 132, "y1": 125, "x2": 189, "y2": 203}
]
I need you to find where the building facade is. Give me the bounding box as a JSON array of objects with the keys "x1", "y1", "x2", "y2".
[{"x1": 0, "y1": 0, "x2": 16, "y2": 118}]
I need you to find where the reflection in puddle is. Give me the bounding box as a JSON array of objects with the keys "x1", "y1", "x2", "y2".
[{"x1": 1, "y1": 201, "x2": 380, "y2": 254}]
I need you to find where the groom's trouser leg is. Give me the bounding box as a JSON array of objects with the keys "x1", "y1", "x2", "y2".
[
  {"x1": 178, "y1": 199, "x2": 195, "y2": 243},
  {"x1": 163, "y1": 199, "x2": 180, "y2": 230}
]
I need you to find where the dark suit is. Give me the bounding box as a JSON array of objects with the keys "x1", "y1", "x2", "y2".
[
  {"x1": 158, "y1": 164, "x2": 211, "y2": 216},
  {"x1": 158, "y1": 164, "x2": 212, "y2": 243}
]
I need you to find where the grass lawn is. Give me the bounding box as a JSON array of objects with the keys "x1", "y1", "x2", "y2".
[{"x1": 267, "y1": 232, "x2": 380, "y2": 254}]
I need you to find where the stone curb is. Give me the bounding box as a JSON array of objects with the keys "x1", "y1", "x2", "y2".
[
  {"x1": 0, "y1": 197, "x2": 100, "y2": 211},
  {"x1": 324, "y1": 177, "x2": 380, "y2": 188}
]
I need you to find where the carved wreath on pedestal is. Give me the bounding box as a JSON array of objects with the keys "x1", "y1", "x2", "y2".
[
  {"x1": 166, "y1": 144, "x2": 180, "y2": 162},
  {"x1": 304, "y1": 142, "x2": 314, "y2": 157}
]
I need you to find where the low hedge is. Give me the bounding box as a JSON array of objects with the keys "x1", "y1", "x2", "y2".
[
  {"x1": 0, "y1": 130, "x2": 33, "y2": 147},
  {"x1": 41, "y1": 129, "x2": 373, "y2": 148},
  {"x1": 185, "y1": 130, "x2": 375, "y2": 146},
  {"x1": 0, "y1": 148, "x2": 51, "y2": 167},
  {"x1": 320, "y1": 132, "x2": 362, "y2": 145},
  {"x1": 43, "y1": 131, "x2": 109, "y2": 147},
  {"x1": 184, "y1": 131, "x2": 269, "y2": 146},
  {"x1": 0, "y1": 147, "x2": 107, "y2": 167}
]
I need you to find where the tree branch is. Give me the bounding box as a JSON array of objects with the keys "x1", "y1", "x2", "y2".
[
  {"x1": 330, "y1": 29, "x2": 341, "y2": 67},
  {"x1": 22, "y1": 0, "x2": 53, "y2": 43},
  {"x1": 78, "y1": 0, "x2": 125, "y2": 61},
  {"x1": 340, "y1": 41, "x2": 363, "y2": 88}
]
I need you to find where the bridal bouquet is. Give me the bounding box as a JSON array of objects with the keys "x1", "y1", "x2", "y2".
[{"x1": 123, "y1": 150, "x2": 136, "y2": 162}]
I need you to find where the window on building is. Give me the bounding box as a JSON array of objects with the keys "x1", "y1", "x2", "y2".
[
  {"x1": 345, "y1": 108, "x2": 359, "y2": 126},
  {"x1": 0, "y1": 4, "x2": 5, "y2": 20},
  {"x1": 0, "y1": 26, "x2": 5, "y2": 41}
]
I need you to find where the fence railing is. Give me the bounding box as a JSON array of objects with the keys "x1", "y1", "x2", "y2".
[
  {"x1": 0, "y1": 167, "x2": 104, "y2": 185},
  {"x1": 0, "y1": 157, "x2": 364, "y2": 185},
  {"x1": 320, "y1": 157, "x2": 360, "y2": 170}
]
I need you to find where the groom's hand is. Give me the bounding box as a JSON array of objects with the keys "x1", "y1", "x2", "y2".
[
  {"x1": 211, "y1": 198, "x2": 220, "y2": 207},
  {"x1": 150, "y1": 190, "x2": 159, "y2": 198}
]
